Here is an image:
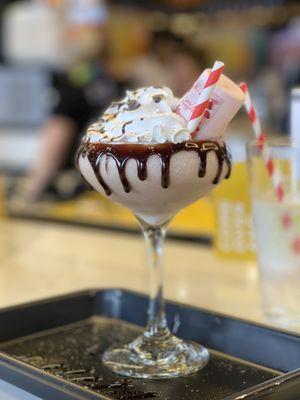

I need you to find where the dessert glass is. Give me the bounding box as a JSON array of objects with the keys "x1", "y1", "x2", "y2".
[{"x1": 77, "y1": 138, "x2": 231, "y2": 379}]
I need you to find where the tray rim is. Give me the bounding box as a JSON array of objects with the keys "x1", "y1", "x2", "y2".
[
  {"x1": 0, "y1": 288, "x2": 299, "y2": 400},
  {"x1": 0, "y1": 352, "x2": 110, "y2": 400},
  {"x1": 223, "y1": 368, "x2": 300, "y2": 400},
  {"x1": 0, "y1": 287, "x2": 299, "y2": 340}
]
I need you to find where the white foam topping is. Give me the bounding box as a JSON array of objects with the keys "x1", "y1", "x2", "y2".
[{"x1": 85, "y1": 86, "x2": 191, "y2": 144}]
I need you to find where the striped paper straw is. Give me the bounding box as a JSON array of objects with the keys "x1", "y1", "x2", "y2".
[
  {"x1": 240, "y1": 82, "x2": 300, "y2": 254},
  {"x1": 240, "y1": 82, "x2": 284, "y2": 202},
  {"x1": 187, "y1": 61, "x2": 225, "y2": 136}
]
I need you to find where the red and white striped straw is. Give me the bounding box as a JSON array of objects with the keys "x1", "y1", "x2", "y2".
[
  {"x1": 240, "y1": 82, "x2": 300, "y2": 253},
  {"x1": 240, "y1": 82, "x2": 284, "y2": 202},
  {"x1": 187, "y1": 61, "x2": 225, "y2": 135}
]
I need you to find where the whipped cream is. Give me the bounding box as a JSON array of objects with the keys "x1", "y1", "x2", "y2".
[{"x1": 85, "y1": 86, "x2": 191, "y2": 144}]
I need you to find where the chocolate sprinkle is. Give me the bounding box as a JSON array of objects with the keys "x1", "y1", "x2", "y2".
[
  {"x1": 63, "y1": 369, "x2": 87, "y2": 376},
  {"x1": 126, "y1": 100, "x2": 141, "y2": 111},
  {"x1": 86, "y1": 344, "x2": 100, "y2": 355},
  {"x1": 152, "y1": 95, "x2": 163, "y2": 103},
  {"x1": 112, "y1": 101, "x2": 125, "y2": 110},
  {"x1": 41, "y1": 363, "x2": 64, "y2": 370},
  {"x1": 69, "y1": 376, "x2": 97, "y2": 382}
]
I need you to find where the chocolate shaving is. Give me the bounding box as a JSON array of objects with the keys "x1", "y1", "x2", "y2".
[
  {"x1": 119, "y1": 392, "x2": 159, "y2": 399},
  {"x1": 86, "y1": 344, "x2": 100, "y2": 355},
  {"x1": 126, "y1": 100, "x2": 141, "y2": 111},
  {"x1": 152, "y1": 95, "x2": 163, "y2": 103},
  {"x1": 41, "y1": 363, "x2": 64, "y2": 370},
  {"x1": 69, "y1": 376, "x2": 97, "y2": 382},
  {"x1": 104, "y1": 113, "x2": 117, "y2": 121},
  {"x1": 63, "y1": 369, "x2": 87, "y2": 376},
  {"x1": 111, "y1": 101, "x2": 125, "y2": 110}
]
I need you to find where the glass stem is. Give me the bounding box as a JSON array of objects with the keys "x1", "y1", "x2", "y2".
[{"x1": 142, "y1": 223, "x2": 169, "y2": 337}]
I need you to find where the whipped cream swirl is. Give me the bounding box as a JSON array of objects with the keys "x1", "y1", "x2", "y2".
[{"x1": 85, "y1": 86, "x2": 191, "y2": 144}]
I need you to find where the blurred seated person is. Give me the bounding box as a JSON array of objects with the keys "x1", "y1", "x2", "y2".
[
  {"x1": 269, "y1": 17, "x2": 300, "y2": 131},
  {"x1": 24, "y1": 0, "x2": 126, "y2": 201},
  {"x1": 132, "y1": 31, "x2": 206, "y2": 97}
]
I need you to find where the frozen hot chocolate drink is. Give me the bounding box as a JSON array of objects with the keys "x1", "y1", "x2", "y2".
[
  {"x1": 77, "y1": 86, "x2": 232, "y2": 225},
  {"x1": 77, "y1": 62, "x2": 244, "y2": 379}
]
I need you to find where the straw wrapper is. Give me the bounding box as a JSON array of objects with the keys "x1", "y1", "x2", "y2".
[{"x1": 177, "y1": 61, "x2": 224, "y2": 137}]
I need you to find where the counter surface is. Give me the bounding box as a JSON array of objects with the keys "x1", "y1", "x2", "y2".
[{"x1": 0, "y1": 219, "x2": 265, "y2": 325}]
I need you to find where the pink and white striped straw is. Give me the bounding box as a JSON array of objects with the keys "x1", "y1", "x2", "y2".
[
  {"x1": 240, "y1": 82, "x2": 284, "y2": 202},
  {"x1": 240, "y1": 82, "x2": 300, "y2": 253},
  {"x1": 187, "y1": 61, "x2": 225, "y2": 136}
]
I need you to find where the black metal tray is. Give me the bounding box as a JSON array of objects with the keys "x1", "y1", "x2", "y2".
[{"x1": 0, "y1": 289, "x2": 299, "y2": 400}]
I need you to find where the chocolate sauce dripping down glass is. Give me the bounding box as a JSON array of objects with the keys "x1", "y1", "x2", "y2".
[
  {"x1": 75, "y1": 151, "x2": 93, "y2": 191},
  {"x1": 76, "y1": 144, "x2": 111, "y2": 195},
  {"x1": 78, "y1": 141, "x2": 231, "y2": 196},
  {"x1": 79, "y1": 173, "x2": 93, "y2": 191}
]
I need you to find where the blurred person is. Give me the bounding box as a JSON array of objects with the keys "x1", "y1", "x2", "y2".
[
  {"x1": 132, "y1": 31, "x2": 206, "y2": 97},
  {"x1": 270, "y1": 17, "x2": 300, "y2": 86},
  {"x1": 23, "y1": 0, "x2": 125, "y2": 201},
  {"x1": 269, "y1": 17, "x2": 300, "y2": 130},
  {"x1": 169, "y1": 41, "x2": 206, "y2": 97}
]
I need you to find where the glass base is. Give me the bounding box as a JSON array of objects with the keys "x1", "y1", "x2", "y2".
[{"x1": 102, "y1": 328, "x2": 209, "y2": 379}]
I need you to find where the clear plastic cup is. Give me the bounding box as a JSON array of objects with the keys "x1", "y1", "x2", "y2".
[{"x1": 247, "y1": 139, "x2": 300, "y2": 329}]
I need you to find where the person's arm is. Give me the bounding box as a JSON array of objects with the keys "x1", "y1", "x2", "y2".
[{"x1": 24, "y1": 115, "x2": 77, "y2": 202}]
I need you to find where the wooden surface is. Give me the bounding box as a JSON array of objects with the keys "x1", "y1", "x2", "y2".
[{"x1": 0, "y1": 218, "x2": 266, "y2": 324}]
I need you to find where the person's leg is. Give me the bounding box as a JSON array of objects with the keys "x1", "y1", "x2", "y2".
[{"x1": 24, "y1": 115, "x2": 77, "y2": 201}]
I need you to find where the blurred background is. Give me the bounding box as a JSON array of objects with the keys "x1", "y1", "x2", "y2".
[{"x1": 0, "y1": 0, "x2": 300, "y2": 256}]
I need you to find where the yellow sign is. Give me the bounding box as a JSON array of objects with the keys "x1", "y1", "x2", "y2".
[{"x1": 213, "y1": 162, "x2": 256, "y2": 260}]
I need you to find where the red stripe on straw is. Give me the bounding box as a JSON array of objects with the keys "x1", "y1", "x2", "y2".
[
  {"x1": 276, "y1": 185, "x2": 284, "y2": 202},
  {"x1": 240, "y1": 82, "x2": 285, "y2": 204},
  {"x1": 203, "y1": 67, "x2": 223, "y2": 89},
  {"x1": 281, "y1": 212, "x2": 292, "y2": 229},
  {"x1": 191, "y1": 102, "x2": 209, "y2": 120},
  {"x1": 266, "y1": 158, "x2": 274, "y2": 175},
  {"x1": 239, "y1": 82, "x2": 247, "y2": 93},
  {"x1": 257, "y1": 132, "x2": 266, "y2": 150},
  {"x1": 249, "y1": 107, "x2": 256, "y2": 124},
  {"x1": 293, "y1": 238, "x2": 300, "y2": 254},
  {"x1": 258, "y1": 132, "x2": 266, "y2": 142}
]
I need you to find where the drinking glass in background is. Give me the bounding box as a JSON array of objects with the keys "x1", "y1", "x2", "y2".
[{"x1": 247, "y1": 139, "x2": 300, "y2": 329}]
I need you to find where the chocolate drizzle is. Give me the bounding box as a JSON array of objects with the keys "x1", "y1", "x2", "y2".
[
  {"x1": 77, "y1": 141, "x2": 231, "y2": 196},
  {"x1": 122, "y1": 120, "x2": 133, "y2": 134}
]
